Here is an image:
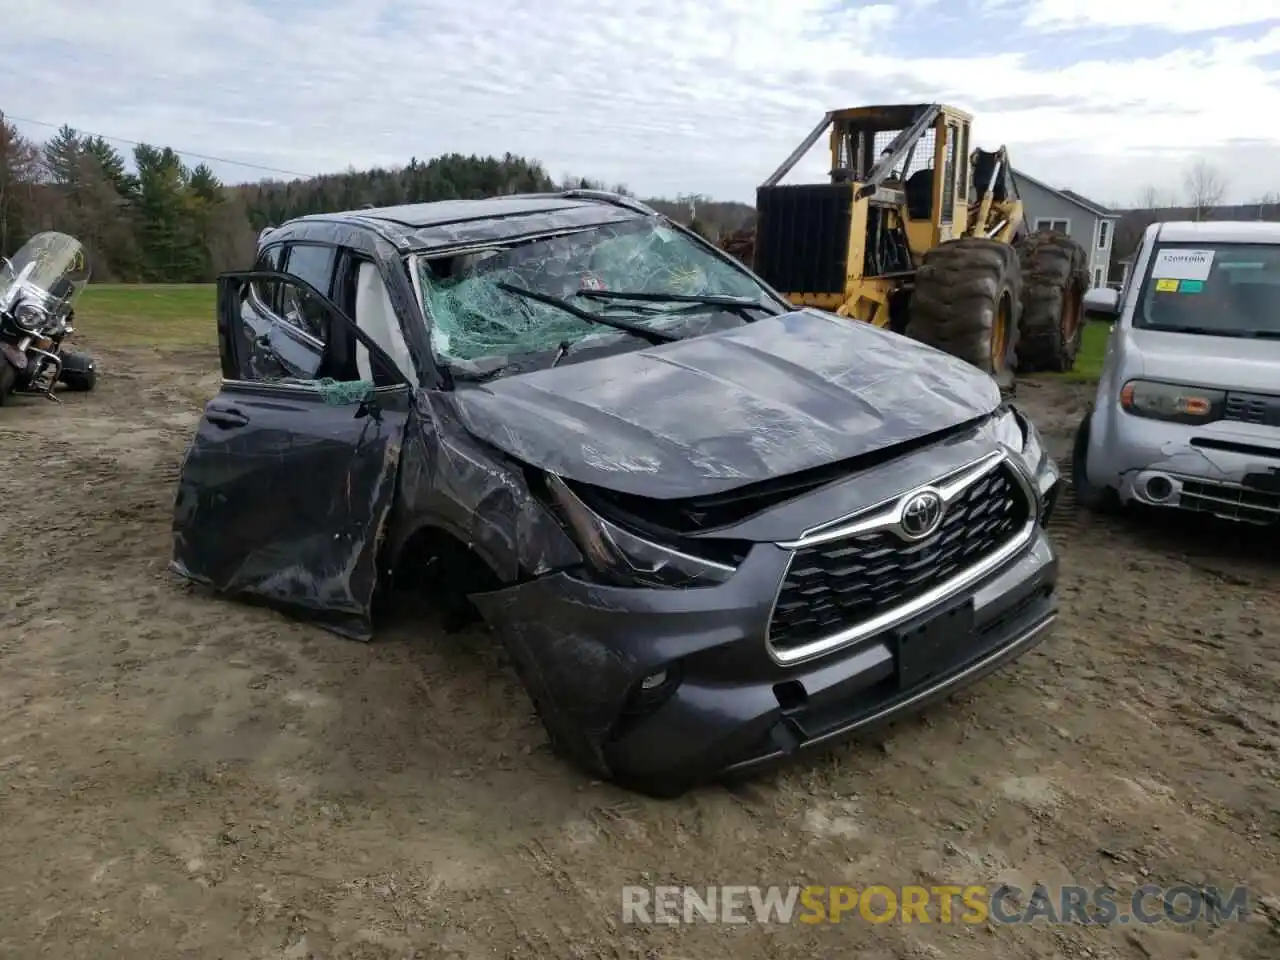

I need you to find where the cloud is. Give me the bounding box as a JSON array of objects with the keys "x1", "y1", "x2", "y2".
[
  {"x1": 1, "y1": 0, "x2": 1279, "y2": 208},
  {"x1": 1019, "y1": 0, "x2": 1279, "y2": 34}
]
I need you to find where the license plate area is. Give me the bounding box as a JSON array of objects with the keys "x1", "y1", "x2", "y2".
[{"x1": 894, "y1": 596, "x2": 976, "y2": 690}]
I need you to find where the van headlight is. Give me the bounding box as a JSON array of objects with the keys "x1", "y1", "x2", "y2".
[
  {"x1": 1120, "y1": 379, "x2": 1224, "y2": 424},
  {"x1": 545, "y1": 474, "x2": 741, "y2": 588}
]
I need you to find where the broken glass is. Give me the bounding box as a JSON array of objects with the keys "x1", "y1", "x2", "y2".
[{"x1": 413, "y1": 218, "x2": 774, "y2": 372}]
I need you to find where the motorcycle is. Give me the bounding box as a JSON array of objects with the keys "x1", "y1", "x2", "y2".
[{"x1": 0, "y1": 231, "x2": 96, "y2": 405}]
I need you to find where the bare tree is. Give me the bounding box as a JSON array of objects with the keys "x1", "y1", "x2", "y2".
[
  {"x1": 1136, "y1": 184, "x2": 1171, "y2": 211},
  {"x1": 1183, "y1": 160, "x2": 1228, "y2": 221},
  {"x1": 1113, "y1": 184, "x2": 1173, "y2": 264},
  {"x1": 1251, "y1": 191, "x2": 1280, "y2": 220}
]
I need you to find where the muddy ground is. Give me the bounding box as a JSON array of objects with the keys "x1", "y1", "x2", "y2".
[{"x1": 0, "y1": 338, "x2": 1277, "y2": 960}]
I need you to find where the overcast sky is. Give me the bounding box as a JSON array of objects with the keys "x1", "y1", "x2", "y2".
[{"x1": 3, "y1": 0, "x2": 1279, "y2": 208}]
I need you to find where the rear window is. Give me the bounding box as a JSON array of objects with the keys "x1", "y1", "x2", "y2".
[{"x1": 1136, "y1": 242, "x2": 1280, "y2": 338}]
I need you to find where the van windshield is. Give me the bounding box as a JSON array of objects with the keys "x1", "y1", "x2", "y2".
[{"x1": 1136, "y1": 242, "x2": 1280, "y2": 338}]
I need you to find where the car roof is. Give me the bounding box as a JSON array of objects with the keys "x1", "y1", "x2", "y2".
[
  {"x1": 1156, "y1": 221, "x2": 1280, "y2": 244},
  {"x1": 264, "y1": 191, "x2": 657, "y2": 254}
]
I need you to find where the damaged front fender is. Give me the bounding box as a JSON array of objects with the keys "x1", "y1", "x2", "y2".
[{"x1": 384, "y1": 390, "x2": 583, "y2": 584}]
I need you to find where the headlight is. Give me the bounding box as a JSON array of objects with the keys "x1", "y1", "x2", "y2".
[
  {"x1": 12, "y1": 301, "x2": 47, "y2": 332},
  {"x1": 545, "y1": 474, "x2": 740, "y2": 588},
  {"x1": 1120, "y1": 379, "x2": 1224, "y2": 424},
  {"x1": 992, "y1": 406, "x2": 1046, "y2": 472},
  {"x1": 992, "y1": 407, "x2": 1023, "y2": 452}
]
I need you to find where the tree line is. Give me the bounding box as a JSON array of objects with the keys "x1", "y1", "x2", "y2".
[
  {"x1": 0, "y1": 113, "x2": 754, "y2": 283},
  {"x1": 1109, "y1": 159, "x2": 1280, "y2": 274},
  {"x1": 12, "y1": 109, "x2": 1262, "y2": 288}
]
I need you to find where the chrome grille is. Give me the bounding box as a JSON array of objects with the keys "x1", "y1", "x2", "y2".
[{"x1": 767, "y1": 459, "x2": 1031, "y2": 661}]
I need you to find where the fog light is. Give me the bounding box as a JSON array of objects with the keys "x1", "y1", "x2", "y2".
[
  {"x1": 641, "y1": 669, "x2": 668, "y2": 690},
  {"x1": 1145, "y1": 475, "x2": 1174, "y2": 502}
]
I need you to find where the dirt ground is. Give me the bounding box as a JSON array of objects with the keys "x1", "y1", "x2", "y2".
[{"x1": 1, "y1": 338, "x2": 1278, "y2": 960}]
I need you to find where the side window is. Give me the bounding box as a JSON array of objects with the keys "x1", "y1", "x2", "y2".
[
  {"x1": 939, "y1": 123, "x2": 958, "y2": 222},
  {"x1": 250, "y1": 245, "x2": 284, "y2": 313},
  {"x1": 280, "y1": 244, "x2": 336, "y2": 343},
  {"x1": 230, "y1": 274, "x2": 404, "y2": 388},
  {"x1": 233, "y1": 275, "x2": 346, "y2": 384}
]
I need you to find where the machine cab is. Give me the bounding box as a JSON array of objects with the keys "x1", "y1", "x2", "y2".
[{"x1": 749, "y1": 103, "x2": 1018, "y2": 320}]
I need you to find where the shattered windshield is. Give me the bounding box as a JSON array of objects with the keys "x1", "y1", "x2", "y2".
[{"x1": 413, "y1": 217, "x2": 777, "y2": 373}]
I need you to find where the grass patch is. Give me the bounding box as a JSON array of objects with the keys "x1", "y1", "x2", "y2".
[
  {"x1": 1036, "y1": 316, "x2": 1111, "y2": 384},
  {"x1": 77, "y1": 283, "x2": 216, "y2": 348}
]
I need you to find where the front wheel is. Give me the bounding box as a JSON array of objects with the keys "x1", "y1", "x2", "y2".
[
  {"x1": 904, "y1": 238, "x2": 1022, "y2": 385},
  {"x1": 60, "y1": 368, "x2": 96, "y2": 392},
  {"x1": 58, "y1": 351, "x2": 97, "y2": 392},
  {"x1": 1071, "y1": 411, "x2": 1119, "y2": 513}
]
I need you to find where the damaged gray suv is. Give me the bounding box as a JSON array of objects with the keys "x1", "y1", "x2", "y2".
[{"x1": 170, "y1": 190, "x2": 1062, "y2": 796}]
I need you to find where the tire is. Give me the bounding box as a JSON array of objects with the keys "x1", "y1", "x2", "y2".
[
  {"x1": 1071, "y1": 411, "x2": 1119, "y2": 513},
  {"x1": 58, "y1": 351, "x2": 97, "y2": 392},
  {"x1": 61, "y1": 368, "x2": 96, "y2": 392},
  {"x1": 904, "y1": 238, "x2": 1022, "y2": 385},
  {"x1": 0, "y1": 362, "x2": 15, "y2": 406},
  {"x1": 1014, "y1": 231, "x2": 1089, "y2": 373}
]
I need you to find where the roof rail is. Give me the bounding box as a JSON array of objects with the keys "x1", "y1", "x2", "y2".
[{"x1": 557, "y1": 188, "x2": 658, "y2": 217}]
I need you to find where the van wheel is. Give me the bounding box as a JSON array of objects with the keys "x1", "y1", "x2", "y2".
[{"x1": 1071, "y1": 411, "x2": 1119, "y2": 513}]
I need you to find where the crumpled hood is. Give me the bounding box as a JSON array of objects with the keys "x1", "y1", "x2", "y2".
[
  {"x1": 1130, "y1": 328, "x2": 1280, "y2": 394},
  {"x1": 451, "y1": 308, "x2": 1000, "y2": 498}
]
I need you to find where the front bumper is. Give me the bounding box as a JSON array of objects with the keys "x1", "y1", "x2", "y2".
[
  {"x1": 473, "y1": 517, "x2": 1059, "y2": 792},
  {"x1": 1093, "y1": 412, "x2": 1280, "y2": 525}
]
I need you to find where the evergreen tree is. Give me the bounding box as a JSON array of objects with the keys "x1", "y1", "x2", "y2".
[{"x1": 0, "y1": 111, "x2": 757, "y2": 280}]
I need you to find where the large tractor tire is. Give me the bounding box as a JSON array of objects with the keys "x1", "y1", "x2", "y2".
[
  {"x1": 904, "y1": 238, "x2": 1022, "y2": 388},
  {"x1": 1014, "y1": 231, "x2": 1089, "y2": 373}
]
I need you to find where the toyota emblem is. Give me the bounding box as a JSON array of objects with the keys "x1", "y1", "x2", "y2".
[{"x1": 899, "y1": 489, "x2": 944, "y2": 539}]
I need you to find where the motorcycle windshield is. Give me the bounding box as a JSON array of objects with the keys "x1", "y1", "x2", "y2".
[{"x1": 1, "y1": 232, "x2": 90, "y2": 308}]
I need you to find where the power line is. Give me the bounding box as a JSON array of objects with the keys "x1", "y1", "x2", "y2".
[{"x1": 2, "y1": 111, "x2": 317, "y2": 179}]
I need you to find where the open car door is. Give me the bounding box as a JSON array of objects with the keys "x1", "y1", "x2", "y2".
[{"x1": 170, "y1": 270, "x2": 413, "y2": 640}]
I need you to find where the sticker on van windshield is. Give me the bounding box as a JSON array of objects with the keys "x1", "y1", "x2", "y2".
[
  {"x1": 1152, "y1": 249, "x2": 1214, "y2": 281},
  {"x1": 1155, "y1": 278, "x2": 1180, "y2": 292},
  {"x1": 1179, "y1": 280, "x2": 1204, "y2": 293}
]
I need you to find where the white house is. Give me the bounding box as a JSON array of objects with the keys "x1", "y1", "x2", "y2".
[{"x1": 1011, "y1": 169, "x2": 1119, "y2": 290}]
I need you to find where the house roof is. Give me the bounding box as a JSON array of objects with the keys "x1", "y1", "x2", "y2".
[{"x1": 1012, "y1": 169, "x2": 1117, "y2": 218}]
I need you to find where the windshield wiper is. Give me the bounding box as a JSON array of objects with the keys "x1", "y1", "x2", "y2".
[
  {"x1": 1142, "y1": 324, "x2": 1251, "y2": 337},
  {"x1": 495, "y1": 282, "x2": 679, "y2": 345},
  {"x1": 576, "y1": 289, "x2": 785, "y2": 319}
]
